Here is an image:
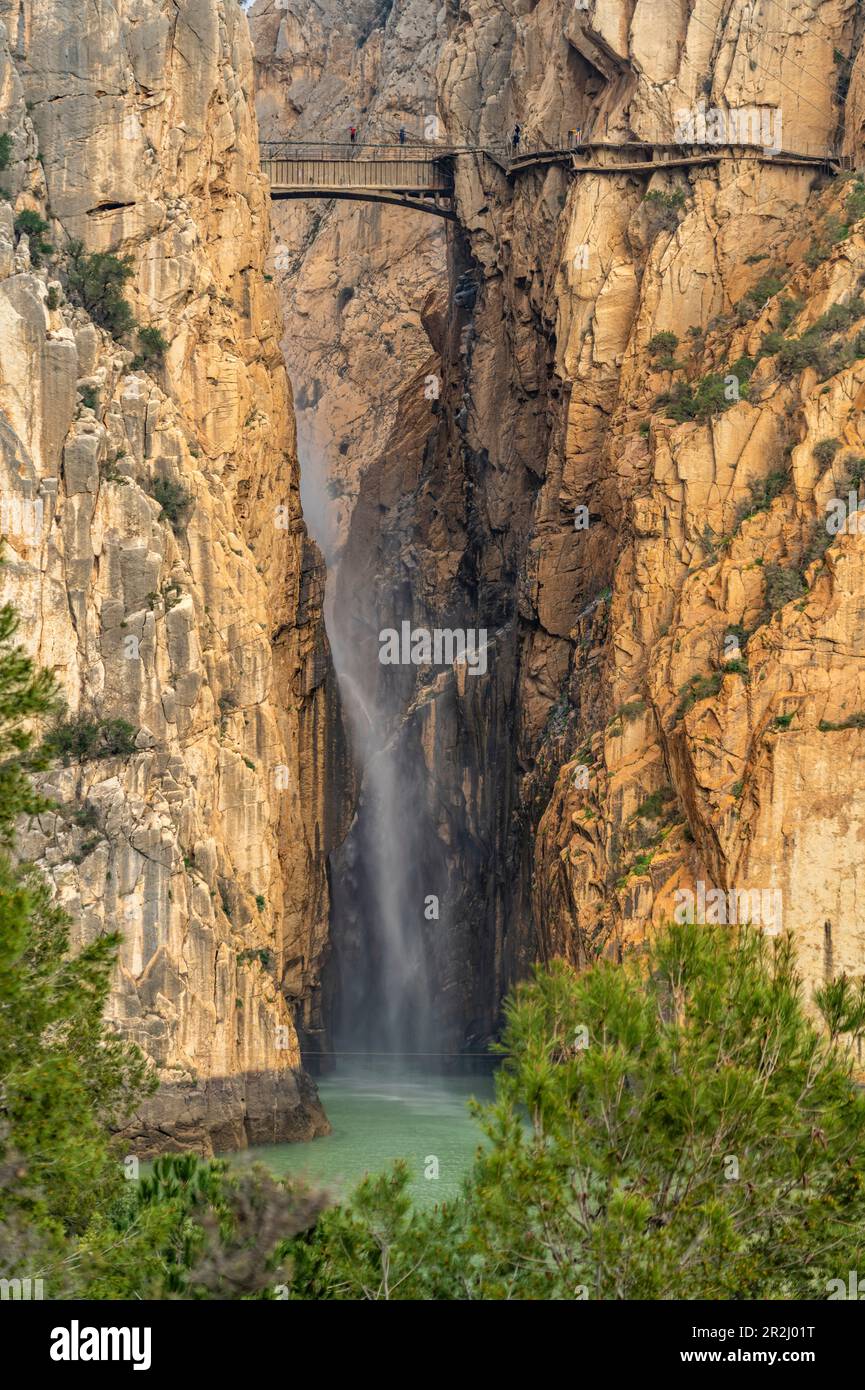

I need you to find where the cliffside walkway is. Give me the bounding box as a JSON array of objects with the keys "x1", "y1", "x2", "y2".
[
  {"x1": 260, "y1": 141, "x2": 457, "y2": 219},
  {"x1": 508, "y1": 140, "x2": 846, "y2": 175},
  {"x1": 259, "y1": 139, "x2": 849, "y2": 218}
]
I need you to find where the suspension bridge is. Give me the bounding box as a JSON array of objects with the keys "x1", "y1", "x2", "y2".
[{"x1": 260, "y1": 139, "x2": 847, "y2": 220}]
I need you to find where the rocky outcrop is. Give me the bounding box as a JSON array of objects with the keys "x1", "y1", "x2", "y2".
[{"x1": 0, "y1": 0, "x2": 342, "y2": 1152}]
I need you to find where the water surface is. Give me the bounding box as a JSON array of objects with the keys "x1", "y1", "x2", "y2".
[{"x1": 233, "y1": 1066, "x2": 495, "y2": 1208}]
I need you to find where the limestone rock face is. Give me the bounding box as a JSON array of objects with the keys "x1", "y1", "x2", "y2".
[
  {"x1": 430, "y1": 0, "x2": 865, "y2": 1017},
  {"x1": 261, "y1": 0, "x2": 865, "y2": 1044},
  {"x1": 0, "y1": 0, "x2": 343, "y2": 1153},
  {"x1": 249, "y1": 0, "x2": 447, "y2": 554}
]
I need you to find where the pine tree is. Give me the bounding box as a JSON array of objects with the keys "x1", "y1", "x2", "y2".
[
  {"x1": 287, "y1": 924, "x2": 865, "y2": 1300},
  {"x1": 0, "y1": 595, "x2": 152, "y2": 1263}
]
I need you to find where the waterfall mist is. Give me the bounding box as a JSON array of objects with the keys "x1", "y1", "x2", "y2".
[{"x1": 297, "y1": 431, "x2": 439, "y2": 1060}]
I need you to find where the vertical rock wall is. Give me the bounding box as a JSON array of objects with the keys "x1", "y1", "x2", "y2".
[
  {"x1": 0, "y1": 0, "x2": 342, "y2": 1153},
  {"x1": 433, "y1": 0, "x2": 865, "y2": 1016},
  {"x1": 256, "y1": 0, "x2": 865, "y2": 1048}
]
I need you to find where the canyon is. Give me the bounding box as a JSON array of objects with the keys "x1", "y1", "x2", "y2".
[{"x1": 2, "y1": 0, "x2": 865, "y2": 1156}]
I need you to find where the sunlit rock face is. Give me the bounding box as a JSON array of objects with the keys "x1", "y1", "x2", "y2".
[
  {"x1": 0, "y1": 0, "x2": 347, "y2": 1153},
  {"x1": 255, "y1": 0, "x2": 865, "y2": 1051},
  {"x1": 433, "y1": 0, "x2": 865, "y2": 1013}
]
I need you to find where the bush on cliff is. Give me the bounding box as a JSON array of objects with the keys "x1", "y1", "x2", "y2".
[{"x1": 66, "y1": 239, "x2": 136, "y2": 338}]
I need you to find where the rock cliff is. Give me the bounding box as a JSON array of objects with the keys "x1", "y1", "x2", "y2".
[
  {"x1": 435, "y1": 0, "x2": 865, "y2": 1019},
  {"x1": 257, "y1": 0, "x2": 865, "y2": 1050},
  {"x1": 6, "y1": 0, "x2": 865, "y2": 1128},
  {"x1": 0, "y1": 0, "x2": 341, "y2": 1152}
]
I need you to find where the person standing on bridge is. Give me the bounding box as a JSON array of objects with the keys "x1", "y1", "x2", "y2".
[
  {"x1": 350, "y1": 125, "x2": 357, "y2": 144},
  {"x1": 399, "y1": 126, "x2": 407, "y2": 145},
  {"x1": 512, "y1": 122, "x2": 522, "y2": 153}
]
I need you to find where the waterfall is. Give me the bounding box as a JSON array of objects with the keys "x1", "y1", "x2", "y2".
[{"x1": 298, "y1": 438, "x2": 435, "y2": 1060}]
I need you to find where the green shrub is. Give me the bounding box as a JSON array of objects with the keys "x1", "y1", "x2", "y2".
[
  {"x1": 751, "y1": 270, "x2": 785, "y2": 301},
  {"x1": 736, "y1": 271, "x2": 785, "y2": 320},
  {"x1": 846, "y1": 455, "x2": 865, "y2": 490},
  {"x1": 819, "y1": 711, "x2": 865, "y2": 732},
  {"x1": 724, "y1": 657, "x2": 749, "y2": 677},
  {"x1": 237, "y1": 946, "x2": 274, "y2": 970},
  {"x1": 777, "y1": 295, "x2": 803, "y2": 331},
  {"x1": 99, "y1": 453, "x2": 129, "y2": 485},
  {"x1": 278, "y1": 926, "x2": 865, "y2": 1301},
  {"x1": 130, "y1": 325, "x2": 169, "y2": 372},
  {"x1": 634, "y1": 785, "x2": 676, "y2": 821},
  {"x1": 616, "y1": 849, "x2": 656, "y2": 888},
  {"x1": 802, "y1": 519, "x2": 833, "y2": 570},
  {"x1": 78, "y1": 385, "x2": 98, "y2": 412},
  {"x1": 0, "y1": 131, "x2": 11, "y2": 171},
  {"x1": 655, "y1": 374, "x2": 731, "y2": 423},
  {"x1": 736, "y1": 468, "x2": 789, "y2": 525},
  {"x1": 145, "y1": 476, "x2": 193, "y2": 529},
  {"x1": 648, "y1": 331, "x2": 679, "y2": 357},
  {"x1": 46, "y1": 286, "x2": 60, "y2": 310},
  {"x1": 70, "y1": 835, "x2": 102, "y2": 865},
  {"x1": 66, "y1": 239, "x2": 135, "y2": 338},
  {"x1": 14, "y1": 209, "x2": 49, "y2": 238},
  {"x1": 729, "y1": 355, "x2": 755, "y2": 382},
  {"x1": 804, "y1": 241, "x2": 828, "y2": 269},
  {"x1": 14, "y1": 209, "x2": 52, "y2": 265},
  {"x1": 813, "y1": 300, "x2": 865, "y2": 334},
  {"x1": 763, "y1": 563, "x2": 805, "y2": 617},
  {"x1": 846, "y1": 178, "x2": 865, "y2": 223},
  {"x1": 644, "y1": 188, "x2": 686, "y2": 232},
  {"x1": 759, "y1": 315, "x2": 860, "y2": 381},
  {"x1": 618, "y1": 699, "x2": 647, "y2": 721},
  {"x1": 676, "y1": 671, "x2": 724, "y2": 720},
  {"x1": 45, "y1": 716, "x2": 137, "y2": 765},
  {"x1": 776, "y1": 330, "x2": 822, "y2": 373},
  {"x1": 759, "y1": 329, "x2": 784, "y2": 357},
  {"x1": 813, "y1": 438, "x2": 840, "y2": 467}
]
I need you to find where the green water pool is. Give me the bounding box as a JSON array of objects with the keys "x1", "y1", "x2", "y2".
[{"x1": 230, "y1": 1066, "x2": 496, "y2": 1208}]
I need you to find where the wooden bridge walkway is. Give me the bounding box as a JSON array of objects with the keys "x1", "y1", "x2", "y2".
[
  {"x1": 260, "y1": 140, "x2": 847, "y2": 219},
  {"x1": 260, "y1": 142, "x2": 457, "y2": 219}
]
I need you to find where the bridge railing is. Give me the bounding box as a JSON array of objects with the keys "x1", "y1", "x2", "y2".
[
  {"x1": 259, "y1": 139, "x2": 510, "y2": 161},
  {"x1": 262, "y1": 155, "x2": 454, "y2": 193},
  {"x1": 259, "y1": 137, "x2": 848, "y2": 177}
]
